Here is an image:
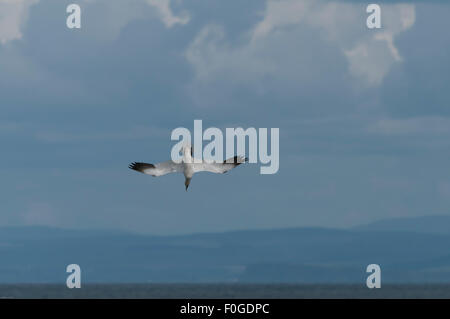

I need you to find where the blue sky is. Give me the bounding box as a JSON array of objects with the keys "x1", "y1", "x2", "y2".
[{"x1": 1, "y1": 0, "x2": 449, "y2": 234}]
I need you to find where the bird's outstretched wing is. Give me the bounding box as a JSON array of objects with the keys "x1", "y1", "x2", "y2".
[
  {"x1": 193, "y1": 156, "x2": 248, "y2": 174},
  {"x1": 129, "y1": 161, "x2": 183, "y2": 177}
]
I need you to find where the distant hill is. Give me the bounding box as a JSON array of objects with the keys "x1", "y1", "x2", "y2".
[
  {"x1": 1, "y1": 219, "x2": 450, "y2": 283},
  {"x1": 353, "y1": 215, "x2": 450, "y2": 234}
]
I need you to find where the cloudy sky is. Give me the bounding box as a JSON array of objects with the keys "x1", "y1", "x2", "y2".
[{"x1": 1, "y1": 0, "x2": 449, "y2": 234}]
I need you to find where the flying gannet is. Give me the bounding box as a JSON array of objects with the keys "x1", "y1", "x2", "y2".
[{"x1": 129, "y1": 145, "x2": 248, "y2": 191}]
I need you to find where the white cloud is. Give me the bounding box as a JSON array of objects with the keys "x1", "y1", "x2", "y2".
[
  {"x1": 345, "y1": 4, "x2": 415, "y2": 85},
  {"x1": 185, "y1": 24, "x2": 280, "y2": 107},
  {"x1": 251, "y1": 0, "x2": 311, "y2": 40},
  {"x1": 186, "y1": 0, "x2": 415, "y2": 89},
  {"x1": 0, "y1": 0, "x2": 190, "y2": 45},
  {"x1": 0, "y1": 0, "x2": 38, "y2": 44},
  {"x1": 80, "y1": 0, "x2": 190, "y2": 42},
  {"x1": 186, "y1": 25, "x2": 275, "y2": 83},
  {"x1": 254, "y1": 0, "x2": 415, "y2": 86},
  {"x1": 146, "y1": 0, "x2": 189, "y2": 28}
]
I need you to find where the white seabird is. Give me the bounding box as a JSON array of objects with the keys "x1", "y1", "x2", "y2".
[{"x1": 129, "y1": 145, "x2": 248, "y2": 191}]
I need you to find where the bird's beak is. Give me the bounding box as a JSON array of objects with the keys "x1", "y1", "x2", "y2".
[{"x1": 185, "y1": 178, "x2": 191, "y2": 191}]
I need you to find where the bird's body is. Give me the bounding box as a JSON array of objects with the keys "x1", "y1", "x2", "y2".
[{"x1": 129, "y1": 146, "x2": 247, "y2": 190}]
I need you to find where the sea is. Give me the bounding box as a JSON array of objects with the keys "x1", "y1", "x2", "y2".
[{"x1": 0, "y1": 284, "x2": 449, "y2": 299}]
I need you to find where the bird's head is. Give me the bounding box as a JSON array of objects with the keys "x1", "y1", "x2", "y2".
[{"x1": 182, "y1": 144, "x2": 193, "y2": 157}]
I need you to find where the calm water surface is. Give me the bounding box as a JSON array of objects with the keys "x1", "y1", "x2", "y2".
[{"x1": 1, "y1": 284, "x2": 450, "y2": 298}]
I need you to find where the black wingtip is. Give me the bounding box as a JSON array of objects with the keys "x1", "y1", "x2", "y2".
[
  {"x1": 224, "y1": 156, "x2": 249, "y2": 165},
  {"x1": 129, "y1": 162, "x2": 155, "y2": 172}
]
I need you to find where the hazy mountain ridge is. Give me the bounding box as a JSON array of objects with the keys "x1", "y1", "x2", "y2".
[
  {"x1": 353, "y1": 215, "x2": 450, "y2": 234},
  {"x1": 0, "y1": 216, "x2": 449, "y2": 283}
]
